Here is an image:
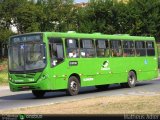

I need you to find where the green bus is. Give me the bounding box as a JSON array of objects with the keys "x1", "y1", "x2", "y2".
[{"x1": 8, "y1": 32, "x2": 158, "y2": 98}]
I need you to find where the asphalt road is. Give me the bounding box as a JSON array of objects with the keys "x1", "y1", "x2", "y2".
[{"x1": 0, "y1": 79, "x2": 160, "y2": 110}]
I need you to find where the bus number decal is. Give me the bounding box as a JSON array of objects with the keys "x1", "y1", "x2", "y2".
[
  {"x1": 69, "y1": 61, "x2": 78, "y2": 66},
  {"x1": 83, "y1": 78, "x2": 94, "y2": 81}
]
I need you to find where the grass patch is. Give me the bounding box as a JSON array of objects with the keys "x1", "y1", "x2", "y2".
[{"x1": 0, "y1": 58, "x2": 8, "y2": 85}]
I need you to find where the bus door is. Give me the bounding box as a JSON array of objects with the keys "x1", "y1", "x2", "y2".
[{"x1": 48, "y1": 38, "x2": 68, "y2": 89}]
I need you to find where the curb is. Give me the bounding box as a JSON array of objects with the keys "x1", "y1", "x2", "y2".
[{"x1": 0, "y1": 86, "x2": 9, "y2": 90}]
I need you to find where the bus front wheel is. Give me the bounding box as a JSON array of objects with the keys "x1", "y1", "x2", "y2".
[
  {"x1": 121, "y1": 71, "x2": 136, "y2": 88},
  {"x1": 67, "y1": 76, "x2": 80, "y2": 96},
  {"x1": 32, "y1": 90, "x2": 45, "y2": 98}
]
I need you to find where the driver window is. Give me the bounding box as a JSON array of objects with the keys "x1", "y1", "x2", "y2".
[{"x1": 49, "y1": 38, "x2": 64, "y2": 67}]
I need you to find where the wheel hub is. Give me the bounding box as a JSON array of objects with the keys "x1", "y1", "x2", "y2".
[
  {"x1": 70, "y1": 81, "x2": 77, "y2": 91},
  {"x1": 129, "y1": 75, "x2": 135, "y2": 85}
]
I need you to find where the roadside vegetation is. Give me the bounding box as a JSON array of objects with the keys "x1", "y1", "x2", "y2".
[
  {"x1": 0, "y1": 58, "x2": 8, "y2": 85},
  {"x1": 0, "y1": 94, "x2": 160, "y2": 114},
  {"x1": 1, "y1": 0, "x2": 160, "y2": 43}
]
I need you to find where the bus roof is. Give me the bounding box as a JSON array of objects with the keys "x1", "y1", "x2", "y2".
[
  {"x1": 45, "y1": 32, "x2": 155, "y2": 41},
  {"x1": 10, "y1": 32, "x2": 155, "y2": 41}
]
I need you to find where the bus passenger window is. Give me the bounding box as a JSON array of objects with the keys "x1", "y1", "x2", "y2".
[
  {"x1": 110, "y1": 40, "x2": 122, "y2": 57},
  {"x1": 135, "y1": 41, "x2": 146, "y2": 56},
  {"x1": 123, "y1": 41, "x2": 135, "y2": 57},
  {"x1": 96, "y1": 40, "x2": 109, "y2": 57},
  {"x1": 146, "y1": 41, "x2": 155, "y2": 56},
  {"x1": 65, "y1": 39, "x2": 79, "y2": 58},
  {"x1": 49, "y1": 38, "x2": 64, "y2": 67},
  {"x1": 80, "y1": 39, "x2": 95, "y2": 58}
]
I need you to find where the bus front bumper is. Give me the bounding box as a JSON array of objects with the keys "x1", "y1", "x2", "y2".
[{"x1": 9, "y1": 79, "x2": 50, "y2": 92}]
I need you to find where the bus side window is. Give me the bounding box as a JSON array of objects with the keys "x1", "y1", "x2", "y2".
[
  {"x1": 49, "y1": 38, "x2": 64, "y2": 67},
  {"x1": 135, "y1": 41, "x2": 146, "y2": 56},
  {"x1": 110, "y1": 40, "x2": 122, "y2": 57},
  {"x1": 80, "y1": 39, "x2": 95, "y2": 58},
  {"x1": 123, "y1": 41, "x2": 135, "y2": 57},
  {"x1": 65, "y1": 39, "x2": 79, "y2": 58},
  {"x1": 96, "y1": 40, "x2": 109, "y2": 57},
  {"x1": 146, "y1": 41, "x2": 155, "y2": 56}
]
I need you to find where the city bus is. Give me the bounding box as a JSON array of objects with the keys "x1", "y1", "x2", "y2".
[{"x1": 8, "y1": 32, "x2": 158, "y2": 98}]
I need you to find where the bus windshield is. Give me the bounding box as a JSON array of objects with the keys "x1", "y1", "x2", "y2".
[{"x1": 8, "y1": 34, "x2": 46, "y2": 73}]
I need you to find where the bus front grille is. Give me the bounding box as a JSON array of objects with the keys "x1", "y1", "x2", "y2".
[{"x1": 15, "y1": 73, "x2": 36, "y2": 78}]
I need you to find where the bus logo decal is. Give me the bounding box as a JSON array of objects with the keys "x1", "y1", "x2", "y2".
[{"x1": 101, "y1": 60, "x2": 110, "y2": 70}]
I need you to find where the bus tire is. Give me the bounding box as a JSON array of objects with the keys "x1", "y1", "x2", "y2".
[
  {"x1": 127, "y1": 71, "x2": 136, "y2": 88},
  {"x1": 67, "y1": 76, "x2": 80, "y2": 96},
  {"x1": 32, "y1": 90, "x2": 45, "y2": 98},
  {"x1": 121, "y1": 71, "x2": 136, "y2": 88},
  {"x1": 95, "y1": 84, "x2": 109, "y2": 90}
]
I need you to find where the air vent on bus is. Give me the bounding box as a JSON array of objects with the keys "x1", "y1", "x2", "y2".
[{"x1": 15, "y1": 73, "x2": 36, "y2": 78}]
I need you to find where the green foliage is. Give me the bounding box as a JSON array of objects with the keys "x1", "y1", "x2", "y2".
[
  {"x1": 0, "y1": 59, "x2": 8, "y2": 85},
  {"x1": 0, "y1": 29, "x2": 13, "y2": 42},
  {"x1": 1, "y1": 0, "x2": 160, "y2": 42}
]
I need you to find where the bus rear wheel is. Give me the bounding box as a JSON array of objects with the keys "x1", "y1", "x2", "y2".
[
  {"x1": 121, "y1": 71, "x2": 136, "y2": 88},
  {"x1": 32, "y1": 90, "x2": 45, "y2": 98},
  {"x1": 67, "y1": 76, "x2": 80, "y2": 96}
]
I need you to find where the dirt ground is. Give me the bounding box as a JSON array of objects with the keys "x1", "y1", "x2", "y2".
[{"x1": 0, "y1": 94, "x2": 160, "y2": 114}]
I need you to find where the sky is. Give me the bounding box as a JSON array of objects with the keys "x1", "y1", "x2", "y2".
[{"x1": 74, "y1": 0, "x2": 88, "y2": 3}]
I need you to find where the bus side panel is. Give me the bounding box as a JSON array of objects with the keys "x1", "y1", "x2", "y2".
[
  {"x1": 106, "y1": 58, "x2": 128, "y2": 84},
  {"x1": 137, "y1": 56, "x2": 158, "y2": 81},
  {"x1": 78, "y1": 58, "x2": 127, "y2": 87},
  {"x1": 78, "y1": 58, "x2": 96, "y2": 87}
]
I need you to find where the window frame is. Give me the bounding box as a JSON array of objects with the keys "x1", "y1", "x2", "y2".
[
  {"x1": 110, "y1": 40, "x2": 123, "y2": 57},
  {"x1": 65, "y1": 38, "x2": 80, "y2": 58},
  {"x1": 146, "y1": 41, "x2": 155, "y2": 56},
  {"x1": 96, "y1": 39, "x2": 110, "y2": 58},
  {"x1": 48, "y1": 37, "x2": 65, "y2": 68},
  {"x1": 80, "y1": 39, "x2": 96, "y2": 58},
  {"x1": 135, "y1": 41, "x2": 146, "y2": 57},
  {"x1": 123, "y1": 40, "x2": 135, "y2": 57}
]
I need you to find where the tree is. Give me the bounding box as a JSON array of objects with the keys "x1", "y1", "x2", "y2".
[
  {"x1": 13, "y1": 0, "x2": 41, "y2": 33},
  {"x1": 127, "y1": 0, "x2": 160, "y2": 38},
  {"x1": 0, "y1": 29, "x2": 13, "y2": 42}
]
